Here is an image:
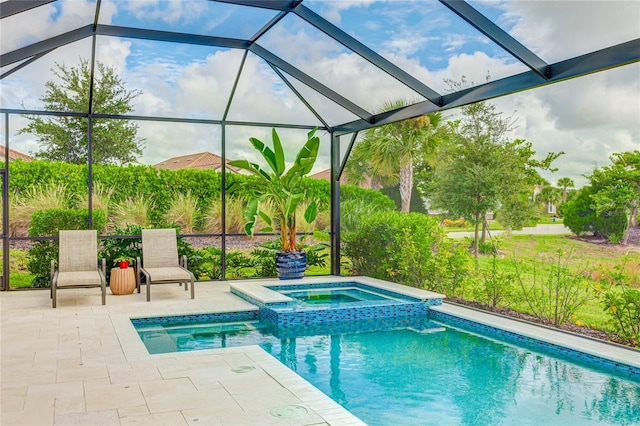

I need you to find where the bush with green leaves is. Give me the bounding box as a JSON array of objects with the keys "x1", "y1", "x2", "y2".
[
  {"x1": 342, "y1": 211, "x2": 473, "y2": 291},
  {"x1": 594, "y1": 258, "x2": 640, "y2": 346},
  {"x1": 513, "y1": 249, "x2": 591, "y2": 327},
  {"x1": 475, "y1": 254, "x2": 517, "y2": 309},
  {"x1": 28, "y1": 209, "x2": 107, "y2": 287},
  {"x1": 10, "y1": 159, "x2": 393, "y2": 236},
  {"x1": 559, "y1": 186, "x2": 626, "y2": 241},
  {"x1": 430, "y1": 241, "x2": 476, "y2": 298}
]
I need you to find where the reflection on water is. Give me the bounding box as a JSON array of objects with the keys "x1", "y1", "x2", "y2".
[
  {"x1": 265, "y1": 324, "x2": 640, "y2": 426},
  {"x1": 136, "y1": 317, "x2": 640, "y2": 425}
]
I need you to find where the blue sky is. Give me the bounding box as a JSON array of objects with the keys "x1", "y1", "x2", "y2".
[{"x1": 1, "y1": 0, "x2": 638, "y2": 187}]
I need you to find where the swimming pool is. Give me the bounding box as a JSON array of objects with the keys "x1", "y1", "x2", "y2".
[{"x1": 133, "y1": 314, "x2": 640, "y2": 425}]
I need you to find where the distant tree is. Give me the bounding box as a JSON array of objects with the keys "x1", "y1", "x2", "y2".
[
  {"x1": 559, "y1": 185, "x2": 626, "y2": 239},
  {"x1": 429, "y1": 92, "x2": 561, "y2": 257},
  {"x1": 19, "y1": 59, "x2": 144, "y2": 165},
  {"x1": 536, "y1": 186, "x2": 562, "y2": 213},
  {"x1": 588, "y1": 150, "x2": 640, "y2": 245},
  {"x1": 557, "y1": 177, "x2": 575, "y2": 202},
  {"x1": 344, "y1": 99, "x2": 443, "y2": 212}
]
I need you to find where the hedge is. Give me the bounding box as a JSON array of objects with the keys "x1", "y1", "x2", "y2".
[{"x1": 8, "y1": 160, "x2": 394, "y2": 229}]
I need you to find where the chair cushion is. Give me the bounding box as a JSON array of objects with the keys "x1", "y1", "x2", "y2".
[
  {"x1": 56, "y1": 271, "x2": 103, "y2": 287},
  {"x1": 144, "y1": 267, "x2": 191, "y2": 283}
]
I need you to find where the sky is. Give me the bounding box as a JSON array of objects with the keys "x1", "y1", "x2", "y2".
[{"x1": 1, "y1": 0, "x2": 639, "y2": 188}]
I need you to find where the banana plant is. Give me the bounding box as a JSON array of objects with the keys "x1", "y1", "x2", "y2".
[{"x1": 227, "y1": 128, "x2": 319, "y2": 252}]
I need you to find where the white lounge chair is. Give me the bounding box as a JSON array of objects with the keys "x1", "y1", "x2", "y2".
[
  {"x1": 51, "y1": 230, "x2": 106, "y2": 308},
  {"x1": 137, "y1": 228, "x2": 195, "y2": 302}
]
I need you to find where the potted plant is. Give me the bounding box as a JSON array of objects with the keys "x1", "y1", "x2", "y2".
[
  {"x1": 114, "y1": 256, "x2": 134, "y2": 269},
  {"x1": 227, "y1": 128, "x2": 319, "y2": 279}
]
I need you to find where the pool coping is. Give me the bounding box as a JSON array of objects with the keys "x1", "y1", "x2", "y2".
[
  {"x1": 430, "y1": 303, "x2": 640, "y2": 370},
  {"x1": 111, "y1": 305, "x2": 365, "y2": 425},
  {"x1": 229, "y1": 275, "x2": 446, "y2": 305},
  {"x1": 112, "y1": 277, "x2": 639, "y2": 425}
]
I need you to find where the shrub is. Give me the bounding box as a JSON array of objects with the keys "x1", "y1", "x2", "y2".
[
  {"x1": 342, "y1": 211, "x2": 473, "y2": 291},
  {"x1": 111, "y1": 196, "x2": 154, "y2": 228},
  {"x1": 27, "y1": 209, "x2": 107, "y2": 287},
  {"x1": 560, "y1": 186, "x2": 626, "y2": 240},
  {"x1": 340, "y1": 184, "x2": 396, "y2": 211},
  {"x1": 429, "y1": 240, "x2": 476, "y2": 297},
  {"x1": 475, "y1": 255, "x2": 517, "y2": 309},
  {"x1": 441, "y1": 218, "x2": 471, "y2": 228},
  {"x1": 100, "y1": 224, "x2": 144, "y2": 281},
  {"x1": 594, "y1": 258, "x2": 640, "y2": 346},
  {"x1": 513, "y1": 249, "x2": 591, "y2": 327},
  {"x1": 165, "y1": 190, "x2": 200, "y2": 234},
  {"x1": 10, "y1": 183, "x2": 69, "y2": 237}
]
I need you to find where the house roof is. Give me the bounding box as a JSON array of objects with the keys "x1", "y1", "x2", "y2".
[
  {"x1": 310, "y1": 169, "x2": 331, "y2": 181},
  {"x1": 0, "y1": 146, "x2": 34, "y2": 162},
  {"x1": 154, "y1": 152, "x2": 243, "y2": 173}
]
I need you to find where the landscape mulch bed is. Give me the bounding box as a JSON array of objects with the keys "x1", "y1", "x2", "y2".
[{"x1": 447, "y1": 298, "x2": 637, "y2": 348}]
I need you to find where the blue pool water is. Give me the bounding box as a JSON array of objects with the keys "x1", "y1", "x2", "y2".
[
  {"x1": 280, "y1": 287, "x2": 391, "y2": 305},
  {"x1": 135, "y1": 316, "x2": 640, "y2": 425}
]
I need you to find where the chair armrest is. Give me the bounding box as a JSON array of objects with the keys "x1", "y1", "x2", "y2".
[
  {"x1": 135, "y1": 257, "x2": 142, "y2": 290},
  {"x1": 100, "y1": 258, "x2": 106, "y2": 275},
  {"x1": 180, "y1": 255, "x2": 187, "y2": 269}
]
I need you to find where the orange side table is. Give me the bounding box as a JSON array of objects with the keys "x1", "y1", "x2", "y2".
[{"x1": 109, "y1": 267, "x2": 136, "y2": 295}]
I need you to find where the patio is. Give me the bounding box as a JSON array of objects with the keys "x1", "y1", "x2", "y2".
[
  {"x1": 3, "y1": 279, "x2": 638, "y2": 425},
  {"x1": 0, "y1": 283, "x2": 364, "y2": 426}
]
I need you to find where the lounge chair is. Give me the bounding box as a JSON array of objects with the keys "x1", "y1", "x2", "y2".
[
  {"x1": 137, "y1": 228, "x2": 195, "y2": 301},
  {"x1": 51, "y1": 230, "x2": 106, "y2": 308}
]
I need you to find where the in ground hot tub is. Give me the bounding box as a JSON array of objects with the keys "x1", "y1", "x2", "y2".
[
  {"x1": 229, "y1": 278, "x2": 445, "y2": 327},
  {"x1": 280, "y1": 287, "x2": 394, "y2": 305}
]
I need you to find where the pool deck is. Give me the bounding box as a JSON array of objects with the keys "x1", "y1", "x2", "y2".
[{"x1": 2, "y1": 277, "x2": 639, "y2": 425}]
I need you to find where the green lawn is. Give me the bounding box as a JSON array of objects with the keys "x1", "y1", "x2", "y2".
[{"x1": 472, "y1": 234, "x2": 639, "y2": 333}]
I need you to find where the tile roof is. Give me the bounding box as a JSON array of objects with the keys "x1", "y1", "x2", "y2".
[
  {"x1": 153, "y1": 152, "x2": 243, "y2": 173},
  {"x1": 0, "y1": 146, "x2": 34, "y2": 162}
]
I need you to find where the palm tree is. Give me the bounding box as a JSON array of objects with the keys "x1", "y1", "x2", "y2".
[
  {"x1": 536, "y1": 186, "x2": 562, "y2": 213},
  {"x1": 345, "y1": 99, "x2": 442, "y2": 212},
  {"x1": 557, "y1": 177, "x2": 575, "y2": 202}
]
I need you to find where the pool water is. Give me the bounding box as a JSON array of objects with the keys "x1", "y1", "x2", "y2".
[
  {"x1": 279, "y1": 287, "x2": 391, "y2": 305},
  {"x1": 135, "y1": 318, "x2": 640, "y2": 425}
]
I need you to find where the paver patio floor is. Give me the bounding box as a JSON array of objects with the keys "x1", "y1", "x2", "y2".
[{"x1": 0, "y1": 281, "x2": 364, "y2": 426}]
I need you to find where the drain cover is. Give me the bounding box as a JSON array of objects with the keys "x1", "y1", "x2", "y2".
[
  {"x1": 231, "y1": 365, "x2": 256, "y2": 373},
  {"x1": 270, "y1": 405, "x2": 308, "y2": 418}
]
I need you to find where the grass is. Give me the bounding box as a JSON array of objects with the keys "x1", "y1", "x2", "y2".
[
  {"x1": 472, "y1": 234, "x2": 640, "y2": 333},
  {"x1": 0, "y1": 249, "x2": 35, "y2": 289}
]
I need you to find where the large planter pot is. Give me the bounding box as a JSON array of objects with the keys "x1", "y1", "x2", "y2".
[{"x1": 275, "y1": 251, "x2": 307, "y2": 280}]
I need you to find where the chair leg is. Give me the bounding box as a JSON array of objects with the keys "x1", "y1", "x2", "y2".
[
  {"x1": 52, "y1": 284, "x2": 57, "y2": 308},
  {"x1": 147, "y1": 280, "x2": 151, "y2": 302},
  {"x1": 190, "y1": 279, "x2": 194, "y2": 299}
]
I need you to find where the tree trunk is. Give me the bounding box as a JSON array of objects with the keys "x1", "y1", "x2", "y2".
[
  {"x1": 622, "y1": 205, "x2": 638, "y2": 245},
  {"x1": 473, "y1": 212, "x2": 480, "y2": 259},
  {"x1": 399, "y1": 157, "x2": 413, "y2": 213},
  {"x1": 481, "y1": 215, "x2": 487, "y2": 244}
]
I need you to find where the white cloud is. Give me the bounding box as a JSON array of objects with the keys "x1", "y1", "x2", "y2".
[
  {"x1": 498, "y1": 0, "x2": 640, "y2": 62},
  {"x1": 1, "y1": 1, "x2": 90, "y2": 51},
  {"x1": 491, "y1": 63, "x2": 640, "y2": 187}
]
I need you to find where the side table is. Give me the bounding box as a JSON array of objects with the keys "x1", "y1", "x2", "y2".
[{"x1": 110, "y1": 267, "x2": 136, "y2": 295}]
